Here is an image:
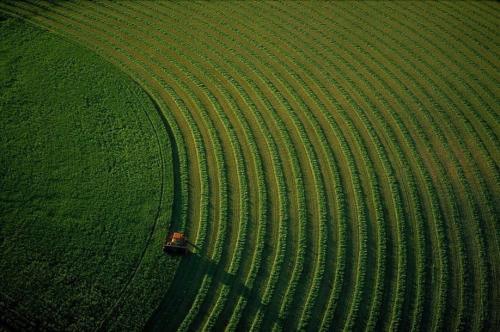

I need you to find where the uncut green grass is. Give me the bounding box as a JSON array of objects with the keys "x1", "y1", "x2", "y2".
[{"x1": 0, "y1": 15, "x2": 175, "y2": 331}]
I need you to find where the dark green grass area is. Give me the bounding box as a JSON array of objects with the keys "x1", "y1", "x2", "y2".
[{"x1": 0, "y1": 15, "x2": 176, "y2": 331}]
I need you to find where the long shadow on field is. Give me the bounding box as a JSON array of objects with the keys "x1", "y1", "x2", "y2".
[{"x1": 146, "y1": 251, "x2": 263, "y2": 330}]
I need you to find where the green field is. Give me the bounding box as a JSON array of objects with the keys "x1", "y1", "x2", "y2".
[
  {"x1": 0, "y1": 13, "x2": 175, "y2": 331},
  {"x1": 0, "y1": 1, "x2": 498, "y2": 331}
]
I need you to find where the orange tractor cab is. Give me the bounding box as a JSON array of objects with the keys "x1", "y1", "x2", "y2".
[{"x1": 163, "y1": 232, "x2": 189, "y2": 254}]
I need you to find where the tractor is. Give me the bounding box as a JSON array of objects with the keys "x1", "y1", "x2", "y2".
[{"x1": 163, "y1": 232, "x2": 189, "y2": 254}]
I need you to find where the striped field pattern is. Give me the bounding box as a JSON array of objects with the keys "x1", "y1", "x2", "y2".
[{"x1": 1, "y1": 1, "x2": 498, "y2": 331}]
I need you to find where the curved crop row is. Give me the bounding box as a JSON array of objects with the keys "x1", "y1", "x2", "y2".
[
  {"x1": 386, "y1": 2, "x2": 499, "y2": 178},
  {"x1": 188, "y1": 8, "x2": 368, "y2": 332},
  {"x1": 230, "y1": 3, "x2": 386, "y2": 330},
  {"x1": 218, "y1": 4, "x2": 378, "y2": 330},
  {"x1": 300, "y1": 3, "x2": 454, "y2": 326},
  {"x1": 308, "y1": 6, "x2": 452, "y2": 330},
  {"x1": 284, "y1": 3, "x2": 478, "y2": 330},
  {"x1": 205, "y1": 14, "x2": 334, "y2": 330},
  {"x1": 250, "y1": 3, "x2": 472, "y2": 332},
  {"x1": 394, "y1": 4, "x2": 499, "y2": 194},
  {"x1": 328, "y1": 2, "x2": 488, "y2": 330},
  {"x1": 351, "y1": 3, "x2": 493, "y2": 329},
  {"x1": 245, "y1": 3, "x2": 410, "y2": 330},
  {"x1": 95, "y1": 3, "x2": 281, "y2": 329},
  {"x1": 146, "y1": 3, "x2": 308, "y2": 331}
]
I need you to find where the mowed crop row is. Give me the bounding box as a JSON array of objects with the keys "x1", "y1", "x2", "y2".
[{"x1": 1, "y1": 1, "x2": 497, "y2": 331}]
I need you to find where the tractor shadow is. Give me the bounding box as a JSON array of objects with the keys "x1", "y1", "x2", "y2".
[
  {"x1": 185, "y1": 252, "x2": 259, "y2": 303},
  {"x1": 146, "y1": 249, "x2": 264, "y2": 330}
]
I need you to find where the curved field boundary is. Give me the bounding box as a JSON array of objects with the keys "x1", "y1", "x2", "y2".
[
  {"x1": 138, "y1": 3, "x2": 316, "y2": 332},
  {"x1": 0, "y1": 1, "x2": 213, "y2": 330},
  {"x1": 113, "y1": 3, "x2": 306, "y2": 332},
  {"x1": 33, "y1": 1, "x2": 296, "y2": 330},
  {"x1": 0, "y1": 7, "x2": 180, "y2": 331},
  {"x1": 106, "y1": 3, "x2": 286, "y2": 330},
  {"x1": 54, "y1": 2, "x2": 250, "y2": 330}
]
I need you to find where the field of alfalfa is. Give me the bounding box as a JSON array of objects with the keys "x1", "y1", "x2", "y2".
[{"x1": 0, "y1": 1, "x2": 498, "y2": 331}]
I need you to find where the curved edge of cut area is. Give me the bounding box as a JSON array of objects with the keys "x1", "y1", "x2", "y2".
[{"x1": 0, "y1": 14, "x2": 176, "y2": 331}]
